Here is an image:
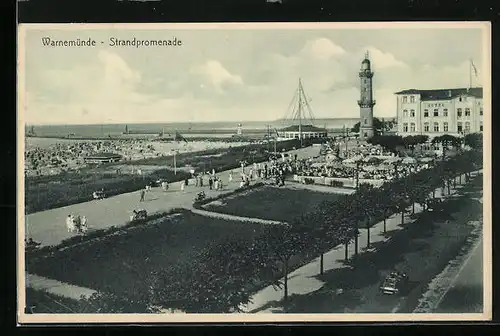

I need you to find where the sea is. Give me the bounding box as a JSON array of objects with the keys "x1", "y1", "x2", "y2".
[{"x1": 25, "y1": 119, "x2": 361, "y2": 138}]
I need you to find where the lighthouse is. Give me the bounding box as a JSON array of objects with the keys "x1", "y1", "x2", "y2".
[
  {"x1": 237, "y1": 123, "x2": 242, "y2": 136},
  {"x1": 357, "y1": 51, "x2": 376, "y2": 140}
]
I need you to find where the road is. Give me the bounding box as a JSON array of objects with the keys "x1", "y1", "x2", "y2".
[
  {"x1": 434, "y1": 239, "x2": 484, "y2": 313},
  {"x1": 24, "y1": 146, "x2": 321, "y2": 247}
]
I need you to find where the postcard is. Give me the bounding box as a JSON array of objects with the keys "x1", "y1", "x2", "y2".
[{"x1": 17, "y1": 22, "x2": 491, "y2": 324}]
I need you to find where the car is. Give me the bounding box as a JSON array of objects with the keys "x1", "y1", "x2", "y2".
[{"x1": 379, "y1": 271, "x2": 409, "y2": 295}]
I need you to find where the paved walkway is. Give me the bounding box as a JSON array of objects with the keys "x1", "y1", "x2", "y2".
[
  {"x1": 281, "y1": 182, "x2": 356, "y2": 194},
  {"x1": 191, "y1": 208, "x2": 285, "y2": 225},
  {"x1": 240, "y1": 172, "x2": 478, "y2": 313},
  {"x1": 26, "y1": 273, "x2": 97, "y2": 300},
  {"x1": 25, "y1": 146, "x2": 321, "y2": 247}
]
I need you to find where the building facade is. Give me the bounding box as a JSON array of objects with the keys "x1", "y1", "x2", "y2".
[
  {"x1": 395, "y1": 88, "x2": 483, "y2": 138},
  {"x1": 358, "y1": 53, "x2": 376, "y2": 140},
  {"x1": 277, "y1": 125, "x2": 328, "y2": 141}
]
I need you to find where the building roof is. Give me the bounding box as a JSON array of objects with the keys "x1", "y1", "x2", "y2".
[
  {"x1": 85, "y1": 152, "x2": 122, "y2": 159},
  {"x1": 280, "y1": 124, "x2": 327, "y2": 132},
  {"x1": 394, "y1": 87, "x2": 483, "y2": 101}
]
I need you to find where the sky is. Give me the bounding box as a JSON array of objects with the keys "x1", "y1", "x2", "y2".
[{"x1": 20, "y1": 23, "x2": 487, "y2": 125}]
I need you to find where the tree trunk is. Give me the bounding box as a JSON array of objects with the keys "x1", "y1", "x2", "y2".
[
  {"x1": 344, "y1": 240, "x2": 349, "y2": 261},
  {"x1": 354, "y1": 230, "x2": 359, "y2": 257},
  {"x1": 366, "y1": 225, "x2": 371, "y2": 248},
  {"x1": 459, "y1": 174, "x2": 462, "y2": 184},
  {"x1": 383, "y1": 216, "x2": 387, "y2": 234},
  {"x1": 447, "y1": 180, "x2": 451, "y2": 195},
  {"x1": 401, "y1": 209, "x2": 404, "y2": 225},
  {"x1": 412, "y1": 202, "x2": 415, "y2": 214},
  {"x1": 283, "y1": 259, "x2": 288, "y2": 300},
  {"x1": 432, "y1": 189, "x2": 435, "y2": 199},
  {"x1": 320, "y1": 253, "x2": 324, "y2": 275}
]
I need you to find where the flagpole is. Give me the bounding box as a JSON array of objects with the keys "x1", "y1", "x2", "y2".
[{"x1": 469, "y1": 59, "x2": 472, "y2": 89}]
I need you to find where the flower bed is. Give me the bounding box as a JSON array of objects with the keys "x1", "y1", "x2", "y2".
[{"x1": 203, "y1": 186, "x2": 344, "y2": 223}]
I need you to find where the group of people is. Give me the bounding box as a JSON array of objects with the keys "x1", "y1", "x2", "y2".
[{"x1": 65, "y1": 214, "x2": 88, "y2": 234}]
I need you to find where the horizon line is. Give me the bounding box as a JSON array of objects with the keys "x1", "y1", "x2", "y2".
[{"x1": 25, "y1": 116, "x2": 398, "y2": 127}]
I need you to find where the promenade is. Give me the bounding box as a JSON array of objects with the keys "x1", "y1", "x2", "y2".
[{"x1": 25, "y1": 146, "x2": 320, "y2": 247}]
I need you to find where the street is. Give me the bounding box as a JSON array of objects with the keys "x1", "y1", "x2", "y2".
[{"x1": 434, "y1": 239, "x2": 484, "y2": 313}]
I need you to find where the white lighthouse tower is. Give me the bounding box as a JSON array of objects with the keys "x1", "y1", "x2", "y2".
[
  {"x1": 357, "y1": 51, "x2": 376, "y2": 140},
  {"x1": 237, "y1": 123, "x2": 243, "y2": 136}
]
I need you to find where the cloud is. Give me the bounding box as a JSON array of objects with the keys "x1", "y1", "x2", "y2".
[
  {"x1": 190, "y1": 60, "x2": 243, "y2": 92},
  {"x1": 364, "y1": 46, "x2": 408, "y2": 70},
  {"x1": 300, "y1": 38, "x2": 346, "y2": 60},
  {"x1": 24, "y1": 29, "x2": 485, "y2": 124}
]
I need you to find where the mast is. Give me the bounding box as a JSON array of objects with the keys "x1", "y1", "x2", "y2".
[{"x1": 298, "y1": 78, "x2": 303, "y2": 146}]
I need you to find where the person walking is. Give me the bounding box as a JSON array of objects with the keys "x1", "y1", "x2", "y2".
[
  {"x1": 229, "y1": 171, "x2": 233, "y2": 183},
  {"x1": 140, "y1": 189, "x2": 145, "y2": 202},
  {"x1": 208, "y1": 177, "x2": 213, "y2": 190},
  {"x1": 214, "y1": 178, "x2": 219, "y2": 191},
  {"x1": 200, "y1": 175, "x2": 204, "y2": 187},
  {"x1": 195, "y1": 174, "x2": 199, "y2": 187},
  {"x1": 181, "y1": 182, "x2": 185, "y2": 191}
]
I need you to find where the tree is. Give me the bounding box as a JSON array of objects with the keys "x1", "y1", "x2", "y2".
[
  {"x1": 368, "y1": 135, "x2": 405, "y2": 154},
  {"x1": 403, "y1": 135, "x2": 429, "y2": 155},
  {"x1": 463, "y1": 132, "x2": 483, "y2": 151},
  {"x1": 432, "y1": 134, "x2": 462, "y2": 159},
  {"x1": 351, "y1": 117, "x2": 387, "y2": 135}
]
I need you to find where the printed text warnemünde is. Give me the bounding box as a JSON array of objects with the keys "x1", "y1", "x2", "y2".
[{"x1": 41, "y1": 37, "x2": 183, "y2": 48}]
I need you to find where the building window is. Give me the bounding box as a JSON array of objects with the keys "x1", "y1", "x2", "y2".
[
  {"x1": 364, "y1": 118, "x2": 368, "y2": 125},
  {"x1": 403, "y1": 109, "x2": 408, "y2": 118},
  {"x1": 457, "y1": 122, "x2": 463, "y2": 133},
  {"x1": 403, "y1": 123, "x2": 408, "y2": 132},
  {"x1": 465, "y1": 108, "x2": 471, "y2": 116},
  {"x1": 480, "y1": 108, "x2": 483, "y2": 116},
  {"x1": 423, "y1": 109, "x2": 429, "y2": 117},
  {"x1": 433, "y1": 122, "x2": 439, "y2": 132},
  {"x1": 410, "y1": 109, "x2": 415, "y2": 117},
  {"x1": 433, "y1": 109, "x2": 439, "y2": 117},
  {"x1": 464, "y1": 121, "x2": 471, "y2": 133},
  {"x1": 457, "y1": 108, "x2": 462, "y2": 117},
  {"x1": 480, "y1": 122, "x2": 483, "y2": 132},
  {"x1": 410, "y1": 123, "x2": 416, "y2": 132},
  {"x1": 424, "y1": 122, "x2": 430, "y2": 132},
  {"x1": 410, "y1": 96, "x2": 415, "y2": 103},
  {"x1": 443, "y1": 122, "x2": 449, "y2": 132},
  {"x1": 402, "y1": 96, "x2": 407, "y2": 103},
  {"x1": 443, "y1": 108, "x2": 448, "y2": 117}
]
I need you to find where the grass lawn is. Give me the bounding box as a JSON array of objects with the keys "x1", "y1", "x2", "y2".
[
  {"x1": 26, "y1": 212, "x2": 267, "y2": 302},
  {"x1": 204, "y1": 185, "x2": 342, "y2": 222},
  {"x1": 270, "y1": 175, "x2": 483, "y2": 313}
]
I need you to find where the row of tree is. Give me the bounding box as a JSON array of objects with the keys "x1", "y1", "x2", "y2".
[
  {"x1": 367, "y1": 132, "x2": 483, "y2": 155},
  {"x1": 59, "y1": 148, "x2": 483, "y2": 314}
]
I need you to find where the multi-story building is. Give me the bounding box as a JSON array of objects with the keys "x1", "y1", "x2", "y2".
[{"x1": 394, "y1": 87, "x2": 483, "y2": 138}]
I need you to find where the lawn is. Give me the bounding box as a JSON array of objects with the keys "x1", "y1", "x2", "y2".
[
  {"x1": 204, "y1": 185, "x2": 343, "y2": 222},
  {"x1": 26, "y1": 212, "x2": 267, "y2": 303},
  {"x1": 25, "y1": 168, "x2": 190, "y2": 214}
]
